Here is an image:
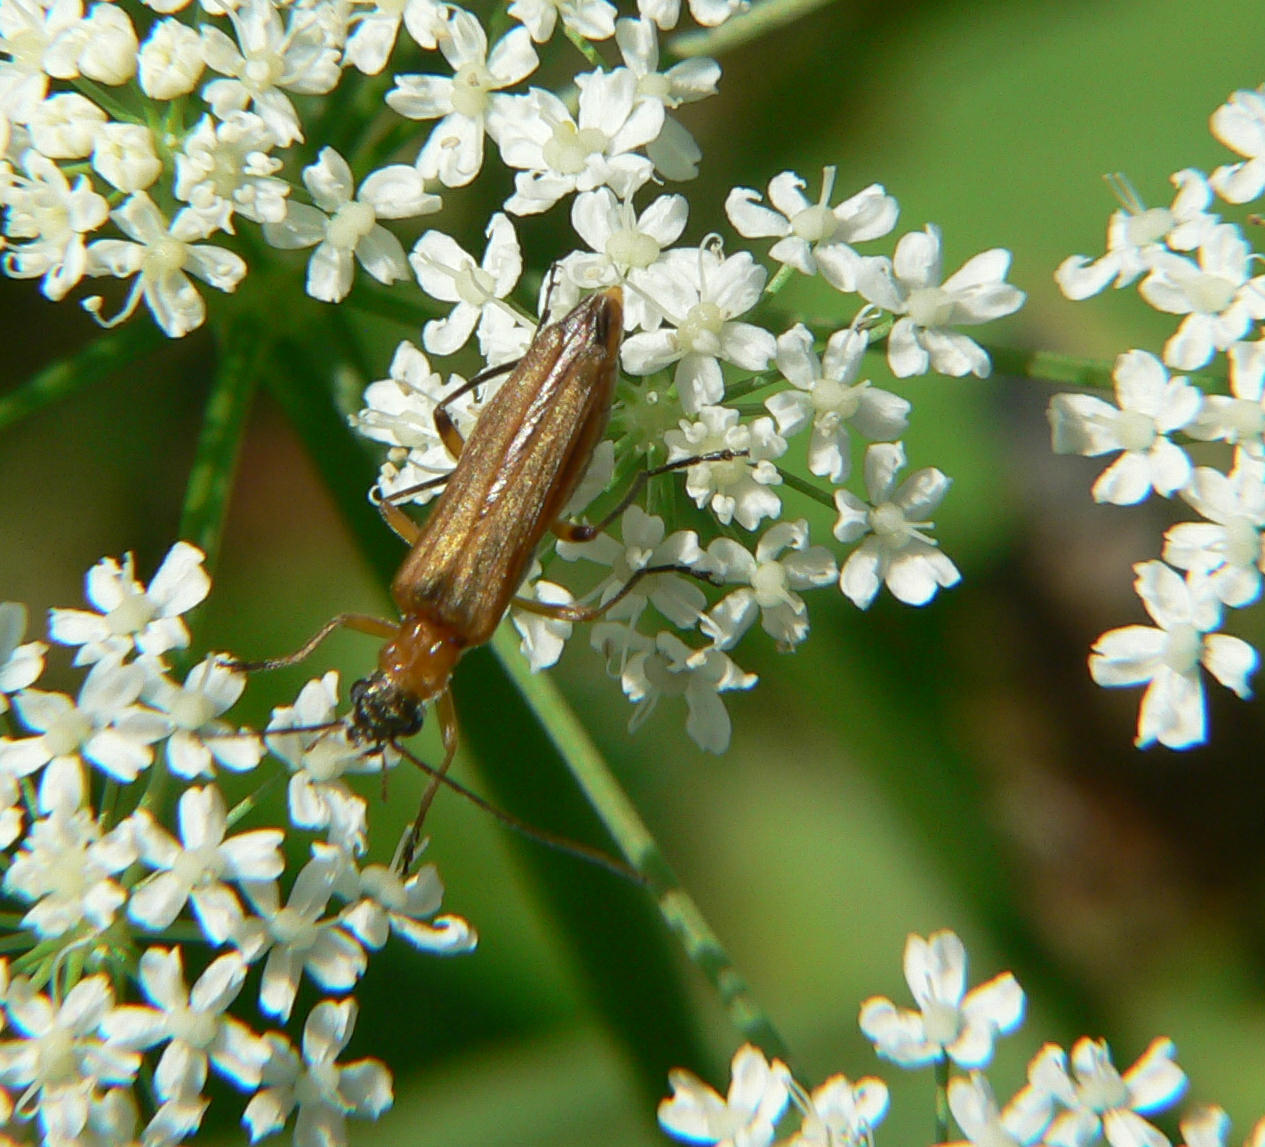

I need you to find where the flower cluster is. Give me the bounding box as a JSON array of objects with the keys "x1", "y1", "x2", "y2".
[
  {"x1": 657, "y1": 929, "x2": 1253, "y2": 1147},
  {"x1": 3, "y1": 0, "x2": 1027, "y2": 755},
  {"x1": 0, "y1": 544, "x2": 476, "y2": 1146},
  {"x1": 1051, "y1": 86, "x2": 1265, "y2": 747}
]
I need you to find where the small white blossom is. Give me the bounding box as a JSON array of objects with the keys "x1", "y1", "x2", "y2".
[
  {"x1": 201, "y1": 0, "x2": 342, "y2": 147},
  {"x1": 556, "y1": 186, "x2": 688, "y2": 328},
  {"x1": 344, "y1": 0, "x2": 446, "y2": 74},
  {"x1": 0, "y1": 0, "x2": 86, "y2": 119},
  {"x1": 788, "y1": 1073, "x2": 890, "y2": 1147},
  {"x1": 1089, "y1": 560, "x2": 1257, "y2": 749},
  {"x1": 598, "y1": 625, "x2": 756, "y2": 752},
  {"x1": 1027, "y1": 1037, "x2": 1186, "y2": 1147},
  {"x1": 235, "y1": 856, "x2": 367, "y2": 1021},
  {"x1": 664, "y1": 406, "x2": 786, "y2": 531},
  {"x1": 141, "y1": 656, "x2": 263, "y2": 778},
  {"x1": 1048, "y1": 350, "x2": 1201, "y2": 506},
  {"x1": 130, "y1": 784, "x2": 284, "y2": 944},
  {"x1": 409, "y1": 211, "x2": 524, "y2": 358},
  {"x1": 727, "y1": 167, "x2": 898, "y2": 278},
  {"x1": 91, "y1": 120, "x2": 162, "y2": 192},
  {"x1": 1, "y1": 148, "x2": 109, "y2": 300},
  {"x1": 242, "y1": 999, "x2": 393, "y2": 1146},
  {"x1": 769, "y1": 323, "x2": 910, "y2": 483},
  {"x1": 49, "y1": 541, "x2": 210, "y2": 664},
  {"x1": 1164, "y1": 453, "x2": 1265, "y2": 608},
  {"x1": 84, "y1": 192, "x2": 248, "y2": 337},
  {"x1": 174, "y1": 112, "x2": 289, "y2": 231},
  {"x1": 4, "y1": 805, "x2": 138, "y2": 938},
  {"x1": 60, "y1": 1, "x2": 138, "y2": 86},
  {"x1": 102, "y1": 947, "x2": 270, "y2": 1102},
  {"x1": 265, "y1": 672, "x2": 381, "y2": 848},
  {"x1": 0, "y1": 601, "x2": 45, "y2": 712},
  {"x1": 942, "y1": 1073, "x2": 1053, "y2": 1147},
  {"x1": 333, "y1": 850, "x2": 477, "y2": 954},
  {"x1": 1, "y1": 657, "x2": 169, "y2": 792},
  {"x1": 1188, "y1": 339, "x2": 1265, "y2": 455},
  {"x1": 137, "y1": 16, "x2": 204, "y2": 98},
  {"x1": 622, "y1": 244, "x2": 775, "y2": 413},
  {"x1": 1055, "y1": 170, "x2": 1216, "y2": 299},
  {"x1": 26, "y1": 91, "x2": 106, "y2": 158},
  {"x1": 700, "y1": 520, "x2": 836, "y2": 651},
  {"x1": 833, "y1": 442, "x2": 960, "y2": 609},
  {"x1": 0, "y1": 976, "x2": 140, "y2": 1143},
  {"x1": 859, "y1": 930, "x2": 1025, "y2": 1069},
  {"x1": 1210, "y1": 88, "x2": 1265, "y2": 204},
  {"x1": 386, "y1": 8, "x2": 538, "y2": 188},
  {"x1": 1140, "y1": 223, "x2": 1265, "y2": 370},
  {"x1": 264, "y1": 147, "x2": 437, "y2": 303},
  {"x1": 489, "y1": 68, "x2": 662, "y2": 214},
  {"x1": 637, "y1": 0, "x2": 747, "y2": 29},
  {"x1": 556, "y1": 503, "x2": 706, "y2": 629},
  {"x1": 658, "y1": 1044, "x2": 791, "y2": 1147},
  {"x1": 507, "y1": 0, "x2": 616, "y2": 42},
  {"x1": 510, "y1": 571, "x2": 575, "y2": 671},
  {"x1": 846, "y1": 224, "x2": 1025, "y2": 378}
]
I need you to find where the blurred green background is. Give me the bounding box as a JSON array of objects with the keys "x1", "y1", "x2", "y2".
[{"x1": 4, "y1": 0, "x2": 1265, "y2": 1142}]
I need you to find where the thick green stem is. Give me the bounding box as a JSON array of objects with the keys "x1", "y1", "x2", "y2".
[{"x1": 490, "y1": 624, "x2": 794, "y2": 1066}]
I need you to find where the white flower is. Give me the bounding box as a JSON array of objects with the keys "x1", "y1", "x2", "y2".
[
  {"x1": 769, "y1": 323, "x2": 910, "y2": 483},
  {"x1": 333, "y1": 851, "x2": 477, "y2": 954},
  {"x1": 1089, "y1": 560, "x2": 1257, "y2": 749},
  {"x1": 510, "y1": 570, "x2": 575, "y2": 671},
  {"x1": 141, "y1": 655, "x2": 263, "y2": 778},
  {"x1": 1048, "y1": 350, "x2": 1201, "y2": 506},
  {"x1": 833, "y1": 442, "x2": 960, "y2": 609},
  {"x1": 84, "y1": 192, "x2": 248, "y2": 337},
  {"x1": 859, "y1": 930, "x2": 1024, "y2": 1069},
  {"x1": 556, "y1": 186, "x2": 688, "y2": 328},
  {"x1": 700, "y1": 521, "x2": 836, "y2": 651},
  {"x1": 102, "y1": 947, "x2": 270, "y2": 1102},
  {"x1": 615, "y1": 16, "x2": 718, "y2": 180},
  {"x1": 664, "y1": 406, "x2": 786, "y2": 531},
  {"x1": 727, "y1": 167, "x2": 898, "y2": 279},
  {"x1": 344, "y1": 0, "x2": 446, "y2": 74},
  {"x1": 623, "y1": 243, "x2": 775, "y2": 413},
  {"x1": 350, "y1": 342, "x2": 474, "y2": 505},
  {"x1": 637, "y1": 0, "x2": 748, "y2": 29},
  {"x1": 1164, "y1": 453, "x2": 1265, "y2": 608},
  {"x1": 129, "y1": 784, "x2": 284, "y2": 944},
  {"x1": 49, "y1": 541, "x2": 210, "y2": 664},
  {"x1": 137, "y1": 16, "x2": 204, "y2": 98},
  {"x1": 1055, "y1": 169, "x2": 1216, "y2": 299},
  {"x1": 556, "y1": 503, "x2": 706, "y2": 629},
  {"x1": 489, "y1": 68, "x2": 662, "y2": 214},
  {"x1": 788, "y1": 1073, "x2": 890, "y2": 1147},
  {"x1": 847, "y1": 224, "x2": 1025, "y2": 378},
  {"x1": 599, "y1": 625, "x2": 757, "y2": 752},
  {"x1": 91, "y1": 120, "x2": 162, "y2": 192},
  {"x1": 409, "y1": 211, "x2": 524, "y2": 358},
  {"x1": 4, "y1": 805, "x2": 137, "y2": 938},
  {"x1": 1, "y1": 657, "x2": 169, "y2": 792},
  {"x1": 201, "y1": 0, "x2": 342, "y2": 147},
  {"x1": 386, "y1": 8, "x2": 538, "y2": 188},
  {"x1": 0, "y1": 976, "x2": 139, "y2": 1143},
  {"x1": 0, "y1": 0, "x2": 85, "y2": 120},
  {"x1": 59, "y1": 1, "x2": 138, "y2": 85},
  {"x1": 1187, "y1": 339, "x2": 1265, "y2": 455},
  {"x1": 1027, "y1": 1037, "x2": 1186, "y2": 1147},
  {"x1": 174, "y1": 112, "x2": 289, "y2": 231},
  {"x1": 0, "y1": 601, "x2": 45, "y2": 712},
  {"x1": 658, "y1": 1044, "x2": 791, "y2": 1147},
  {"x1": 1178, "y1": 1107, "x2": 1232, "y2": 1147},
  {"x1": 235, "y1": 856, "x2": 367, "y2": 1021},
  {"x1": 264, "y1": 147, "x2": 437, "y2": 303},
  {"x1": 507, "y1": 0, "x2": 616, "y2": 42},
  {"x1": 1140, "y1": 223, "x2": 1265, "y2": 370},
  {"x1": 1210, "y1": 88, "x2": 1265, "y2": 204},
  {"x1": 942, "y1": 1073, "x2": 1053, "y2": 1147},
  {"x1": 1, "y1": 148, "x2": 109, "y2": 300},
  {"x1": 265, "y1": 672, "x2": 381, "y2": 848},
  {"x1": 26, "y1": 91, "x2": 106, "y2": 158}
]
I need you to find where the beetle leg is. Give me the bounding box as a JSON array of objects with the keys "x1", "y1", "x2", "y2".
[
  {"x1": 224, "y1": 613, "x2": 399, "y2": 672},
  {"x1": 511, "y1": 562, "x2": 721, "y2": 624},
  {"x1": 399, "y1": 689, "x2": 460, "y2": 872}
]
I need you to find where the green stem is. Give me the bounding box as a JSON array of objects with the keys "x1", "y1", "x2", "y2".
[
  {"x1": 934, "y1": 1056, "x2": 951, "y2": 1143},
  {"x1": 490, "y1": 624, "x2": 794, "y2": 1066},
  {"x1": 987, "y1": 345, "x2": 1224, "y2": 392},
  {"x1": 669, "y1": 0, "x2": 838, "y2": 57},
  {"x1": 777, "y1": 466, "x2": 835, "y2": 510},
  {"x1": 0, "y1": 321, "x2": 164, "y2": 435}
]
